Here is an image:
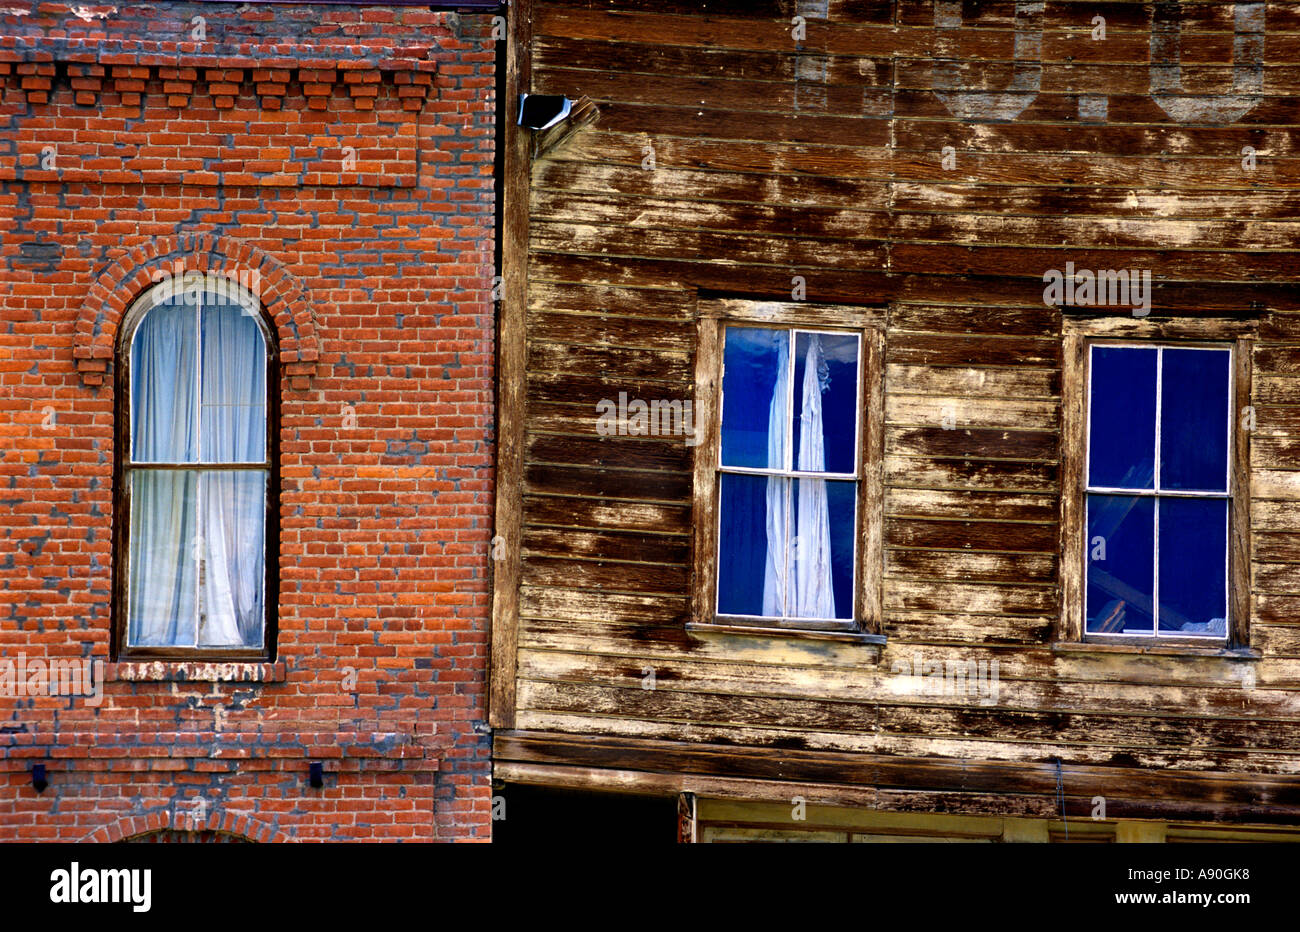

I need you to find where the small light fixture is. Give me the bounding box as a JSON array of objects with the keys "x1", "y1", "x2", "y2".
[
  {"x1": 309, "y1": 762, "x2": 323, "y2": 789},
  {"x1": 31, "y1": 764, "x2": 47, "y2": 793},
  {"x1": 517, "y1": 93, "x2": 573, "y2": 131}
]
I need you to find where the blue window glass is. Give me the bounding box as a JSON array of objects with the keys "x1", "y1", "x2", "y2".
[
  {"x1": 792, "y1": 332, "x2": 859, "y2": 475},
  {"x1": 1158, "y1": 498, "x2": 1228, "y2": 636},
  {"x1": 717, "y1": 473, "x2": 773, "y2": 616},
  {"x1": 1160, "y1": 348, "x2": 1230, "y2": 492},
  {"x1": 1088, "y1": 346, "x2": 1156, "y2": 489},
  {"x1": 1084, "y1": 342, "x2": 1232, "y2": 640},
  {"x1": 1085, "y1": 495, "x2": 1155, "y2": 635},
  {"x1": 721, "y1": 328, "x2": 787, "y2": 469},
  {"x1": 716, "y1": 326, "x2": 861, "y2": 623}
]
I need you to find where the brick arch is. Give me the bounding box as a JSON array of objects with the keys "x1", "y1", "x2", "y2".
[
  {"x1": 73, "y1": 233, "x2": 320, "y2": 389},
  {"x1": 83, "y1": 809, "x2": 295, "y2": 844}
]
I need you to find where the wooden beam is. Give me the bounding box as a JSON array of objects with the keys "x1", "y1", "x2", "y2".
[
  {"x1": 677, "y1": 791, "x2": 697, "y2": 843},
  {"x1": 488, "y1": 0, "x2": 532, "y2": 730},
  {"x1": 862, "y1": 321, "x2": 885, "y2": 632},
  {"x1": 1232, "y1": 334, "x2": 1254, "y2": 648},
  {"x1": 494, "y1": 730, "x2": 1300, "y2": 824},
  {"x1": 494, "y1": 760, "x2": 887, "y2": 810},
  {"x1": 1117, "y1": 821, "x2": 1167, "y2": 843},
  {"x1": 697, "y1": 299, "x2": 886, "y2": 329},
  {"x1": 1059, "y1": 327, "x2": 1086, "y2": 642},
  {"x1": 690, "y1": 314, "x2": 719, "y2": 627}
]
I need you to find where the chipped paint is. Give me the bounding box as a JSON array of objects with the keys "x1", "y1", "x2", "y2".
[
  {"x1": 933, "y1": 1, "x2": 1044, "y2": 123},
  {"x1": 71, "y1": 6, "x2": 114, "y2": 20},
  {"x1": 1150, "y1": 2, "x2": 1264, "y2": 124}
]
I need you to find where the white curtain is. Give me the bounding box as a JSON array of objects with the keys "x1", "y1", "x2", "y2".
[
  {"x1": 201, "y1": 304, "x2": 266, "y2": 463},
  {"x1": 793, "y1": 336, "x2": 835, "y2": 618},
  {"x1": 761, "y1": 334, "x2": 835, "y2": 619},
  {"x1": 132, "y1": 302, "x2": 197, "y2": 462},
  {"x1": 198, "y1": 306, "x2": 266, "y2": 647},
  {"x1": 129, "y1": 298, "x2": 265, "y2": 649},
  {"x1": 200, "y1": 472, "x2": 265, "y2": 647},
  {"x1": 129, "y1": 303, "x2": 199, "y2": 646},
  {"x1": 761, "y1": 335, "x2": 789, "y2": 616},
  {"x1": 129, "y1": 471, "x2": 199, "y2": 646}
]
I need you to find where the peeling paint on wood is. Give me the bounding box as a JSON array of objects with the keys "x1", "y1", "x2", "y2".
[{"x1": 498, "y1": 1, "x2": 1300, "y2": 826}]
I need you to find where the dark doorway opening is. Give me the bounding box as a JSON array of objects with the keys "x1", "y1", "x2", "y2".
[{"x1": 492, "y1": 783, "x2": 677, "y2": 844}]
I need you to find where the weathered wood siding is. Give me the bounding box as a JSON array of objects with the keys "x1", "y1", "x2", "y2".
[{"x1": 500, "y1": 0, "x2": 1300, "y2": 818}]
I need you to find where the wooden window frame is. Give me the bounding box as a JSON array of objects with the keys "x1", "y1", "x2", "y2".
[
  {"x1": 691, "y1": 299, "x2": 885, "y2": 640},
  {"x1": 112, "y1": 272, "x2": 279, "y2": 662},
  {"x1": 1060, "y1": 316, "x2": 1254, "y2": 649}
]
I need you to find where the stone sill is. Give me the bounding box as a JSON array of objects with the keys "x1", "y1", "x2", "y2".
[{"x1": 105, "y1": 661, "x2": 287, "y2": 684}]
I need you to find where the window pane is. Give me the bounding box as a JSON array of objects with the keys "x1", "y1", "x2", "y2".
[
  {"x1": 201, "y1": 303, "x2": 267, "y2": 463},
  {"x1": 792, "y1": 332, "x2": 858, "y2": 475},
  {"x1": 1086, "y1": 494, "x2": 1155, "y2": 635},
  {"x1": 791, "y1": 478, "x2": 855, "y2": 620},
  {"x1": 199, "y1": 470, "x2": 266, "y2": 648},
  {"x1": 721, "y1": 328, "x2": 788, "y2": 470},
  {"x1": 1088, "y1": 346, "x2": 1156, "y2": 489},
  {"x1": 717, "y1": 472, "x2": 782, "y2": 616},
  {"x1": 1158, "y1": 497, "x2": 1228, "y2": 637},
  {"x1": 1160, "y1": 348, "x2": 1230, "y2": 493},
  {"x1": 131, "y1": 302, "x2": 198, "y2": 462},
  {"x1": 129, "y1": 470, "x2": 199, "y2": 646}
]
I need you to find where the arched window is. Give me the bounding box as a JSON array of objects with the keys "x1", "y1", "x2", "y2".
[{"x1": 115, "y1": 272, "x2": 276, "y2": 659}]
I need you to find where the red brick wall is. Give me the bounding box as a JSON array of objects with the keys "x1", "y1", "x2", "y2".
[{"x1": 0, "y1": 2, "x2": 497, "y2": 841}]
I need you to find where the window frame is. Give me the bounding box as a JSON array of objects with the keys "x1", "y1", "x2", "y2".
[
  {"x1": 1060, "y1": 316, "x2": 1253, "y2": 649},
  {"x1": 112, "y1": 271, "x2": 280, "y2": 662},
  {"x1": 692, "y1": 299, "x2": 885, "y2": 639}
]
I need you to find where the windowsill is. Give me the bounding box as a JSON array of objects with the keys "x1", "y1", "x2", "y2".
[
  {"x1": 105, "y1": 661, "x2": 287, "y2": 683},
  {"x1": 687, "y1": 621, "x2": 887, "y2": 647},
  {"x1": 1054, "y1": 641, "x2": 1260, "y2": 661}
]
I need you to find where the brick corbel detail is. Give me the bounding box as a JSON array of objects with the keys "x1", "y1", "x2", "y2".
[
  {"x1": 73, "y1": 234, "x2": 321, "y2": 390},
  {"x1": 0, "y1": 45, "x2": 438, "y2": 110},
  {"x1": 253, "y1": 67, "x2": 291, "y2": 110},
  {"x1": 393, "y1": 69, "x2": 435, "y2": 111},
  {"x1": 158, "y1": 65, "x2": 196, "y2": 108},
  {"x1": 204, "y1": 67, "x2": 244, "y2": 109},
  {"x1": 15, "y1": 61, "x2": 54, "y2": 104},
  {"x1": 68, "y1": 62, "x2": 105, "y2": 105},
  {"x1": 110, "y1": 64, "x2": 148, "y2": 106}
]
